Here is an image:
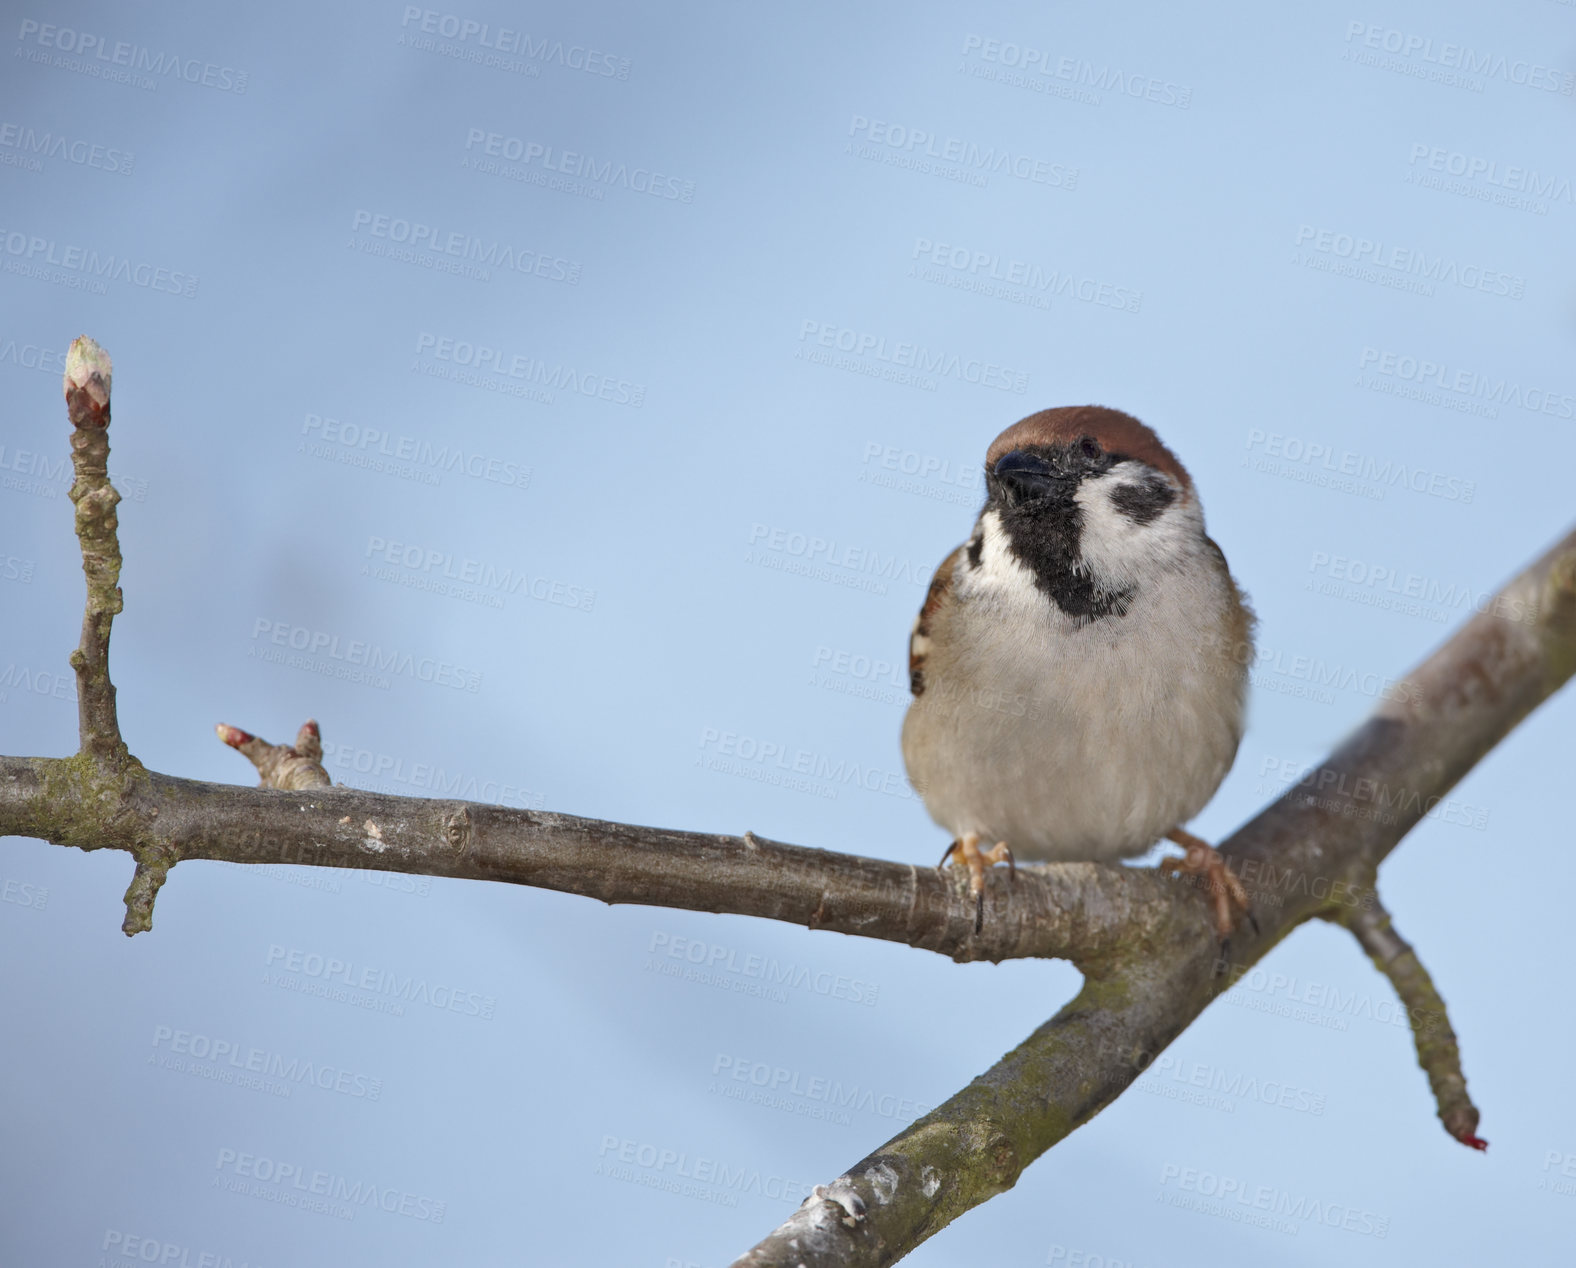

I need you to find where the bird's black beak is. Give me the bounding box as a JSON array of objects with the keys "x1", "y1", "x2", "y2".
[{"x1": 993, "y1": 450, "x2": 1071, "y2": 506}]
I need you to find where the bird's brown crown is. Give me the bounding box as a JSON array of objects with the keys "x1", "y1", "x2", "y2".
[{"x1": 985, "y1": 406, "x2": 1191, "y2": 492}]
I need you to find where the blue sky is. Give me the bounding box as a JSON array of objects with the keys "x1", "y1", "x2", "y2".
[{"x1": 3, "y1": 2, "x2": 1575, "y2": 1264}]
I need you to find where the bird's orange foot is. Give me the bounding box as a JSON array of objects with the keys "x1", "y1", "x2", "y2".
[
  {"x1": 939, "y1": 832, "x2": 1015, "y2": 933},
  {"x1": 1160, "y1": 827, "x2": 1255, "y2": 940}
]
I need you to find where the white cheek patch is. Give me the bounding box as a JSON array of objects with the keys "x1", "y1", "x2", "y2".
[
  {"x1": 959, "y1": 509, "x2": 1047, "y2": 610},
  {"x1": 1075, "y1": 470, "x2": 1201, "y2": 585}
]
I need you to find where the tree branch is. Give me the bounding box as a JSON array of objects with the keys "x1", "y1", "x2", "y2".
[
  {"x1": 4, "y1": 338, "x2": 1574, "y2": 1265},
  {"x1": 0, "y1": 756, "x2": 1167, "y2": 966}
]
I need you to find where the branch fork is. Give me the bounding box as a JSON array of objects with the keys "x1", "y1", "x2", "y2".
[{"x1": 7, "y1": 337, "x2": 1571, "y2": 1265}]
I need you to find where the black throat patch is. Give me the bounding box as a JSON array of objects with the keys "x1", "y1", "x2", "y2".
[{"x1": 981, "y1": 441, "x2": 1138, "y2": 623}]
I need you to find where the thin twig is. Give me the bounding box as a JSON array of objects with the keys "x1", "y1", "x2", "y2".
[
  {"x1": 121, "y1": 848, "x2": 174, "y2": 936},
  {"x1": 1340, "y1": 900, "x2": 1486, "y2": 1149},
  {"x1": 63, "y1": 336, "x2": 130, "y2": 769},
  {"x1": 216, "y1": 720, "x2": 332, "y2": 790}
]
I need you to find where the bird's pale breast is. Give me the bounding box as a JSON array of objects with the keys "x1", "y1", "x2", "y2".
[{"x1": 901, "y1": 561, "x2": 1247, "y2": 861}]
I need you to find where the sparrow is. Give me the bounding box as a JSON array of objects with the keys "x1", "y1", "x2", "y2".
[{"x1": 900, "y1": 406, "x2": 1255, "y2": 936}]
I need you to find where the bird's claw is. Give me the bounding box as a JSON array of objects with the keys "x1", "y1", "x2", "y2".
[
  {"x1": 939, "y1": 833, "x2": 1015, "y2": 933},
  {"x1": 1161, "y1": 827, "x2": 1254, "y2": 940}
]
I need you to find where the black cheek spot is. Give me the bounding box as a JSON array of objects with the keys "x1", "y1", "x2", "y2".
[
  {"x1": 1110, "y1": 478, "x2": 1175, "y2": 526},
  {"x1": 966, "y1": 535, "x2": 983, "y2": 568}
]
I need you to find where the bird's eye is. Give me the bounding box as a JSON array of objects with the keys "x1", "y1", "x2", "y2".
[{"x1": 1078, "y1": 437, "x2": 1102, "y2": 462}]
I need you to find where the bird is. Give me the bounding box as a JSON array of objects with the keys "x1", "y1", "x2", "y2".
[{"x1": 900, "y1": 405, "x2": 1255, "y2": 937}]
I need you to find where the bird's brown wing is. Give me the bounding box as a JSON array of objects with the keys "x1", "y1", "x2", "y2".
[
  {"x1": 1203, "y1": 533, "x2": 1257, "y2": 652},
  {"x1": 909, "y1": 544, "x2": 964, "y2": 697}
]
